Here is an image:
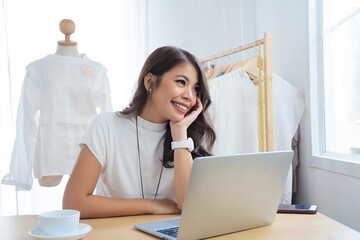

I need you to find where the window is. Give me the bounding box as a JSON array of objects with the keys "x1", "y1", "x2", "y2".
[
  {"x1": 322, "y1": 1, "x2": 360, "y2": 155},
  {"x1": 310, "y1": 0, "x2": 360, "y2": 178}
]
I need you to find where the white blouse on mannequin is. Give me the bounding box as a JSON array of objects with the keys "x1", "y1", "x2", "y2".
[
  {"x1": 2, "y1": 19, "x2": 113, "y2": 190},
  {"x1": 2, "y1": 53, "x2": 113, "y2": 190}
]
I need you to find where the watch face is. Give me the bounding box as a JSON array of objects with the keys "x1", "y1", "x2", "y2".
[{"x1": 187, "y1": 137, "x2": 194, "y2": 152}]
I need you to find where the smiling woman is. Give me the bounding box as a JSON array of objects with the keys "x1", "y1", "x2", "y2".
[
  {"x1": 62, "y1": 46, "x2": 216, "y2": 219},
  {"x1": 0, "y1": 0, "x2": 146, "y2": 216}
]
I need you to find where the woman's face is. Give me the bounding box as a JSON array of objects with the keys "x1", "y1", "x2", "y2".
[{"x1": 141, "y1": 63, "x2": 199, "y2": 123}]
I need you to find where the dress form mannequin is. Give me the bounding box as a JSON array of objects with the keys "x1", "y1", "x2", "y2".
[
  {"x1": 2, "y1": 18, "x2": 113, "y2": 191},
  {"x1": 39, "y1": 19, "x2": 79, "y2": 187},
  {"x1": 54, "y1": 19, "x2": 80, "y2": 57}
]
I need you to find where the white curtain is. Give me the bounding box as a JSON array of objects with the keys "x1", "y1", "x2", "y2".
[{"x1": 0, "y1": 0, "x2": 147, "y2": 215}]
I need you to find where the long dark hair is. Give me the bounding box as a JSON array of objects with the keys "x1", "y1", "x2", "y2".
[{"x1": 120, "y1": 46, "x2": 216, "y2": 167}]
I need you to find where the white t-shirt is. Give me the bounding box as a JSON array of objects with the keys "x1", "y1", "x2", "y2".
[{"x1": 81, "y1": 112, "x2": 176, "y2": 200}]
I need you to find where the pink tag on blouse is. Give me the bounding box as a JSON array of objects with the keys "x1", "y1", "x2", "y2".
[{"x1": 81, "y1": 67, "x2": 95, "y2": 78}]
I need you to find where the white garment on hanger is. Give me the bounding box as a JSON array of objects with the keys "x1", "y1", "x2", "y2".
[
  {"x1": 208, "y1": 69, "x2": 305, "y2": 204},
  {"x1": 2, "y1": 54, "x2": 113, "y2": 190},
  {"x1": 209, "y1": 70, "x2": 259, "y2": 154}
]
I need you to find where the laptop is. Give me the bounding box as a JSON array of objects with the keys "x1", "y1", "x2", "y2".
[{"x1": 134, "y1": 150, "x2": 293, "y2": 240}]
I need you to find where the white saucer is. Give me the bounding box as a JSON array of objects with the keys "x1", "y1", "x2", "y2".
[{"x1": 28, "y1": 223, "x2": 92, "y2": 240}]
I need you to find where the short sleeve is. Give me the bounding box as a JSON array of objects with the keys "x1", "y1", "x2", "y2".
[{"x1": 80, "y1": 114, "x2": 110, "y2": 167}]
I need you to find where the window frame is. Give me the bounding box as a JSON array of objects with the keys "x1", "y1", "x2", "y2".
[{"x1": 309, "y1": 0, "x2": 360, "y2": 179}]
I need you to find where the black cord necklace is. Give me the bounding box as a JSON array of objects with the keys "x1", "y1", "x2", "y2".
[{"x1": 136, "y1": 116, "x2": 163, "y2": 199}]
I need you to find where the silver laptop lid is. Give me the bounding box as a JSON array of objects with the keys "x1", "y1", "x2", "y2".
[{"x1": 177, "y1": 150, "x2": 293, "y2": 240}]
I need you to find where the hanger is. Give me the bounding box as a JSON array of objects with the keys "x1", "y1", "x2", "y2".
[
  {"x1": 205, "y1": 57, "x2": 261, "y2": 81},
  {"x1": 220, "y1": 56, "x2": 260, "y2": 80},
  {"x1": 206, "y1": 65, "x2": 227, "y2": 80},
  {"x1": 241, "y1": 56, "x2": 262, "y2": 80}
]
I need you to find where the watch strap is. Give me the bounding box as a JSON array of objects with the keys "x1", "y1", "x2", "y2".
[{"x1": 171, "y1": 137, "x2": 194, "y2": 152}]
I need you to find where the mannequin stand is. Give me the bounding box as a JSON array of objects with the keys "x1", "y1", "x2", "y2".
[{"x1": 54, "y1": 19, "x2": 80, "y2": 57}]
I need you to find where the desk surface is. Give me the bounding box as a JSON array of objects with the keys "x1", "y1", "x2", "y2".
[{"x1": 2, "y1": 212, "x2": 360, "y2": 239}]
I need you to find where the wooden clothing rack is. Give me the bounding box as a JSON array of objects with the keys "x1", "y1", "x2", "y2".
[{"x1": 201, "y1": 32, "x2": 273, "y2": 152}]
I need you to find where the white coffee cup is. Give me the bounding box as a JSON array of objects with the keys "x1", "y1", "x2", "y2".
[{"x1": 36, "y1": 209, "x2": 80, "y2": 236}]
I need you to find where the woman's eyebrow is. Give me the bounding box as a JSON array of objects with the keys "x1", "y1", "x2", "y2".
[
  {"x1": 175, "y1": 74, "x2": 189, "y2": 80},
  {"x1": 175, "y1": 74, "x2": 198, "y2": 85}
]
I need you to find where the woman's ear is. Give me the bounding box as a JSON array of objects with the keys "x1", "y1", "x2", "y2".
[{"x1": 144, "y1": 73, "x2": 155, "y2": 92}]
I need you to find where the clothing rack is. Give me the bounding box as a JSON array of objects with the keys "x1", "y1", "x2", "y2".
[{"x1": 201, "y1": 32, "x2": 273, "y2": 151}]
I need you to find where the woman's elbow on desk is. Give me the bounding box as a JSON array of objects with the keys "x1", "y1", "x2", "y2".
[{"x1": 62, "y1": 191, "x2": 89, "y2": 218}]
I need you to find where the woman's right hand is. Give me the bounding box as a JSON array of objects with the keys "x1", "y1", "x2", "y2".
[
  {"x1": 147, "y1": 199, "x2": 181, "y2": 215},
  {"x1": 170, "y1": 97, "x2": 203, "y2": 141}
]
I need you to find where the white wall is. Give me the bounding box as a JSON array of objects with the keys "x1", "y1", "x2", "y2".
[
  {"x1": 148, "y1": 0, "x2": 360, "y2": 232},
  {"x1": 147, "y1": 0, "x2": 250, "y2": 59}
]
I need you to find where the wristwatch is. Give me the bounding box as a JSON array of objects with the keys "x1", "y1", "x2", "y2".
[{"x1": 171, "y1": 137, "x2": 194, "y2": 152}]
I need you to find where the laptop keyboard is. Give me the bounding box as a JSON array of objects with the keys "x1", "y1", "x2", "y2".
[{"x1": 157, "y1": 226, "x2": 179, "y2": 237}]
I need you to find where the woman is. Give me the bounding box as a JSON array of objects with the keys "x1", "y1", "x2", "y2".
[{"x1": 63, "y1": 46, "x2": 216, "y2": 218}]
